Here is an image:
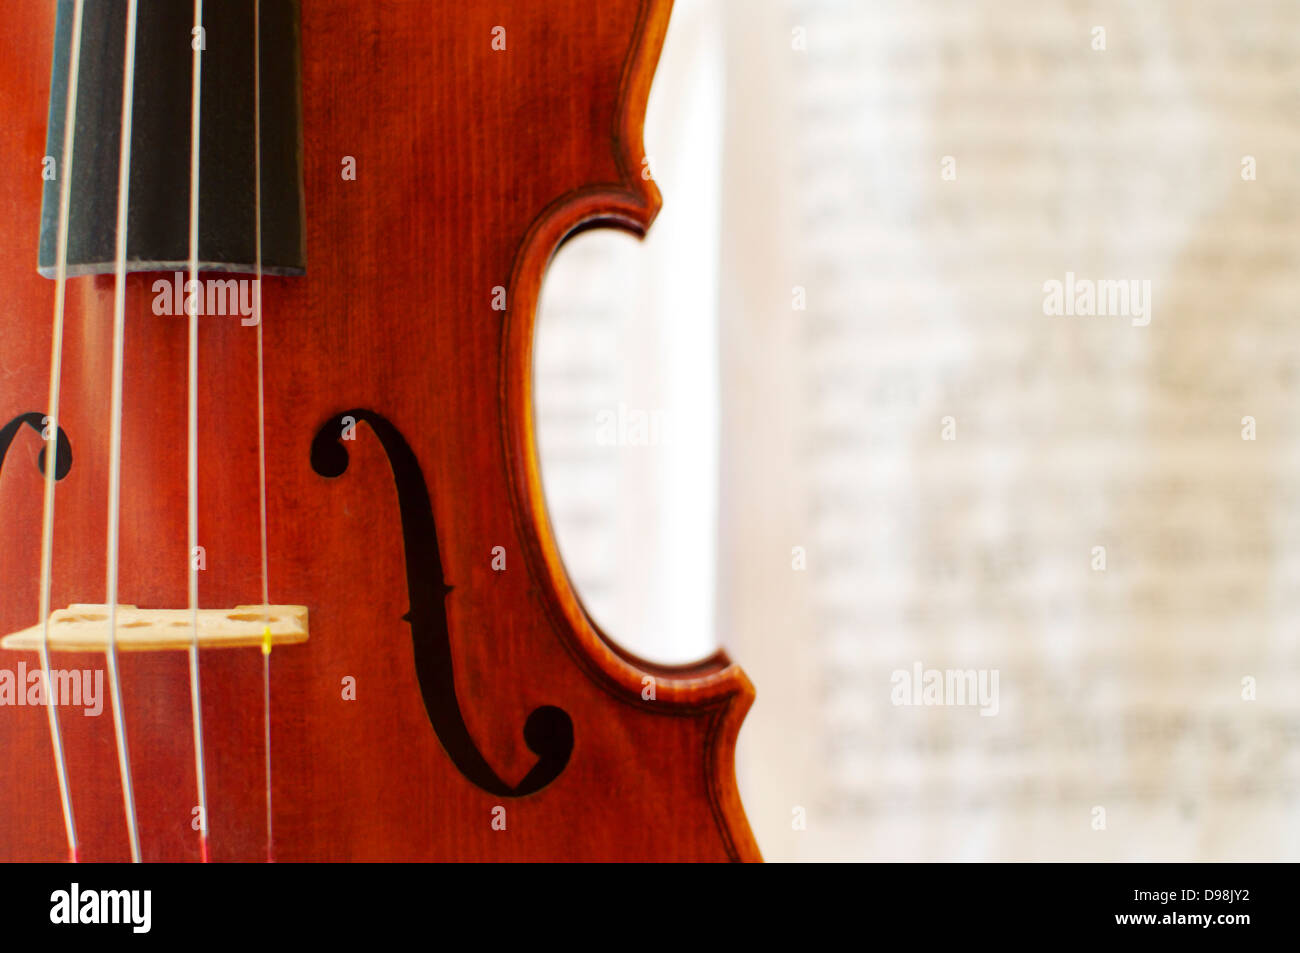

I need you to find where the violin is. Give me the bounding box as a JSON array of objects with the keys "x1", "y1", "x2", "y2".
[{"x1": 0, "y1": 0, "x2": 759, "y2": 862}]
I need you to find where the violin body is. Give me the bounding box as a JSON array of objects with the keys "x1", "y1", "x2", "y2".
[{"x1": 0, "y1": 0, "x2": 759, "y2": 862}]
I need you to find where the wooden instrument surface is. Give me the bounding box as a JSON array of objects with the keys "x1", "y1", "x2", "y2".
[{"x1": 0, "y1": 0, "x2": 759, "y2": 862}]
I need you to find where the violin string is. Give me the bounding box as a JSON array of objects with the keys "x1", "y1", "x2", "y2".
[
  {"x1": 38, "y1": 0, "x2": 86, "y2": 864},
  {"x1": 105, "y1": 0, "x2": 142, "y2": 863},
  {"x1": 185, "y1": 0, "x2": 211, "y2": 865},
  {"x1": 253, "y1": 0, "x2": 276, "y2": 863}
]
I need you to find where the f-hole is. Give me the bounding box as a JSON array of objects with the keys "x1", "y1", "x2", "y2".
[
  {"x1": 311, "y1": 410, "x2": 573, "y2": 797},
  {"x1": 0, "y1": 412, "x2": 73, "y2": 481}
]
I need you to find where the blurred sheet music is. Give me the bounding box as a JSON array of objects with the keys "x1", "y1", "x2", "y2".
[{"x1": 723, "y1": 0, "x2": 1300, "y2": 860}]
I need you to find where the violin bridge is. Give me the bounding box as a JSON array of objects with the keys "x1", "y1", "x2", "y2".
[{"x1": 0, "y1": 605, "x2": 308, "y2": 653}]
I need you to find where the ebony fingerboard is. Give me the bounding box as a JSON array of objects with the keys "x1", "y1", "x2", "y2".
[{"x1": 38, "y1": 0, "x2": 305, "y2": 277}]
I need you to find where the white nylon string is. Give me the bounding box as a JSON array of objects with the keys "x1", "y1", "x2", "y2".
[
  {"x1": 105, "y1": 0, "x2": 142, "y2": 863},
  {"x1": 185, "y1": 0, "x2": 211, "y2": 862},
  {"x1": 38, "y1": 0, "x2": 86, "y2": 864},
  {"x1": 253, "y1": 0, "x2": 275, "y2": 863}
]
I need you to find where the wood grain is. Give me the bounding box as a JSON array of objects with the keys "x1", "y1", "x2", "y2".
[{"x1": 0, "y1": 0, "x2": 760, "y2": 861}]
